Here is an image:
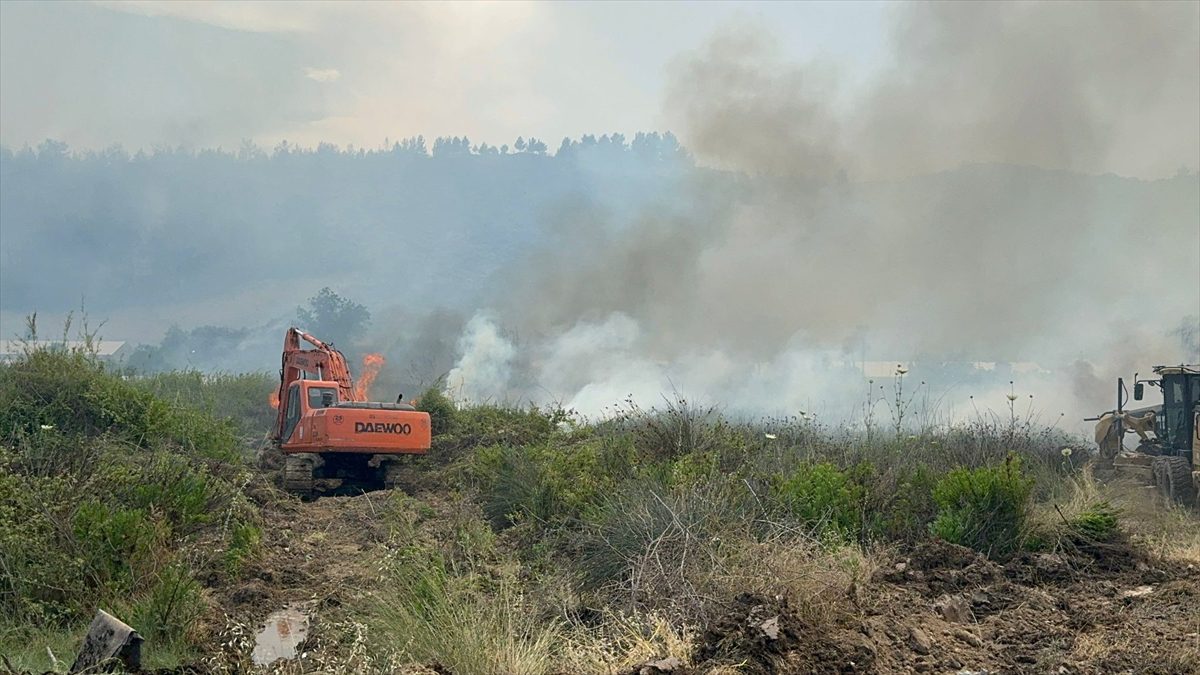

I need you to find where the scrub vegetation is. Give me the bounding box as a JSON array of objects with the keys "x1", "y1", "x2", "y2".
[{"x1": 1, "y1": 343, "x2": 1196, "y2": 673}]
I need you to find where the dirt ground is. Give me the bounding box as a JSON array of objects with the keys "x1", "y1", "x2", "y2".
[
  {"x1": 211, "y1": 477, "x2": 1199, "y2": 675},
  {"x1": 214, "y1": 486, "x2": 397, "y2": 625},
  {"x1": 687, "y1": 538, "x2": 1199, "y2": 674}
]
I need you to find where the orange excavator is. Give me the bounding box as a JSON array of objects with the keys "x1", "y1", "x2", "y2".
[{"x1": 272, "y1": 327, "x2": 430, "y2": 498}]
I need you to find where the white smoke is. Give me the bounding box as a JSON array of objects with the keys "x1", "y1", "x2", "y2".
[{"x1": 446, "y1": 313, "x2": 516, "y2": 404}]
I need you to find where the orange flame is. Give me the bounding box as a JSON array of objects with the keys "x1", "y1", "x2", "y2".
[
  {"x1": 268, "y1": 390, "x2": 279, "y2": 409},
  {"x1": 353, "y1": 353, "x2": 386, "y2": 400}
]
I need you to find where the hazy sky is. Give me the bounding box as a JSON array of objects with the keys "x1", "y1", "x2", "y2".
[{"x1": 0, "y1": 0, "x2": 889, "y2": 151}]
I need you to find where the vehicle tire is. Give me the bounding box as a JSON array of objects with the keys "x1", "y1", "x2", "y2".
[
  {"x1": 283, "y1": 455, "x2": 314, "y2": 500},
  {"x1": 1151, "y1": 457, "x2": 1168, "y2": 496},
  {"x1": 1164, "y1": 456, "x2": 1195, "y2": 507}
]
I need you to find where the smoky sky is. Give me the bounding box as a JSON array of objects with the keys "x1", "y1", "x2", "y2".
[
  {"x1": 450, "y1": 2, "x2": 1199, "y2": 418},
  {"x1": 669, "y1": 2, "x2": 1199, "y2": 180},
  {"x1": 1, "y1": 2, "x2": 1197, "y2": 424}
]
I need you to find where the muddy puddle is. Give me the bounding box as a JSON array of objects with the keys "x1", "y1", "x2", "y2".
[{"x1": 251, "y1": 603, "x2": 310, "y2": 666}]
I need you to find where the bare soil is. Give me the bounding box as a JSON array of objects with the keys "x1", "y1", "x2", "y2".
[
  {"x1": 208, "y1": 483, "x2": 1199, "y2": 675},
  {"x1": 691, "y1": 539, "x2": 1199, "y2": 674}
]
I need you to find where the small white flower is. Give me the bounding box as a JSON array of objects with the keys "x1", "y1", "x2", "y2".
[
  {"x1": 1061, "y1": 447, "x2": 1073, "y2": 457},
  {"x1": 897, "y1": 365, "x2": 909, "y2": 375},
  {"x1": 1006, "y1": 394, "x2": 1019, "y2": 401},
  {"x1": 764, "y1": 433, "x2": 777, "y2": 440},
  {"x1": 39, "y1": 424, "x2": 54, "y2": 430}
]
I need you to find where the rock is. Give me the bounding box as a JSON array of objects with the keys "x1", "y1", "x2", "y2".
[
  {"x1": 627, "y1": 656, "x2": 682, "y2": 674},
  {"x1": 952, "y1": 627, "x2": 984, "y2": 648},
  {"x1": 1119, "y1": 585, "x2": 1154, "y2": 599},
  {"x1": 69, "y1": 610, "x2": 142, "y2": 674},
  {"x1": 909, "y1": 626, "x2": 932, "y2": 655},
  {"x1": 935, "y1": 594, "x2": 973, "y2": 623}
]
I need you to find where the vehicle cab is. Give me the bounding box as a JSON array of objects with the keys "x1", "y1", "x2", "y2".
[
  {"x1": 280, "y1": 379, "x2": 340, "y2": 445},
  {"x1": 1150, "y1": 365, "x2": 1200, "y2": 462}
]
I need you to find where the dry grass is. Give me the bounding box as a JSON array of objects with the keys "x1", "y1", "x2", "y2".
[
  {"x1": 1094, "y1": 468, "x2": 1200, "y2": 563},
  {"x1": 707, "y1": 537, "x2": 878, "y2": 627},
  {"x1": 559, "y1": 611, "x2": 694, "y2": 673}
]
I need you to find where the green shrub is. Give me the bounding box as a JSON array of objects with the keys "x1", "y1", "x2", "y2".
[
  {"x1": 772, "y1": 462, "x2": 865, "y2": 541},
  {"x1": 472, "y1": 438, "x2": 629, "y2": 529},
  {"x1": 224, "y1": 520, "x2": 263, "y2": 576},
  {"x1": 667, "y1": 450, "x2": 719, "y2": 487},
  {"x1": 72, "y1": 501, "x2": 167, "y2": 592},
  {"x1": 135, "y1": 370, "x2": 277, "y2": 440},
  {"x1": 123, "y1": 562, "x2": 203, "y2": 643},
  {"x1": 432, "y1": 403, "x2": 564, "y2": 464},
  {"x1": 0, "y1": 468, "x2": 84, "y2": 624},
  {"x1": 416, "y1": 385, "x2": 457, "y2": 436},
  {"x1": 0, "y1": 348, "x2": 257, "y2": 645},
  {"x1": 0, "y1": 348, "x2": 240, "y2": 461},
  {"x1": 930, "y1": 455, "x2": 1034, "y2": 558},
  {"x1": 862, "y1": 464, "x2": 940, "y2": 542}
]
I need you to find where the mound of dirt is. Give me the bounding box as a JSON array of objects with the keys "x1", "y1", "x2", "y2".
[
  {"x1": 857, "y1": 537, "x2": 1200, "y2": 673},
  {"x1": 693, "y1": 593, "x2": 874, "y2": 674}
]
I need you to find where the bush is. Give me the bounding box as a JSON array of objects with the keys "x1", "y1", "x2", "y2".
[
  {"x1": 416, "y1": 385, "x2": 457, "y2": 436},
  {"x1": 772, "y1": 462, "x2": 866, "y2": 541},
  {"x1": 471, "y1": 437, "x2": 633, "y2": 529},
  {"x1": 225, "y1": 521, "x2": 264, "y2": 576},
  {"x1": 930, "y1": 455, "x2": 1034, "y2": 558},
  {"x1": 862, "y1": 464, "x2": 941, "y2": 543},
  {"x1": 432, "y1": 403, "x2": 565, "y2": 464},
  {"x1": 135, "y1": 370, "x2": 277, "y2": 441},
  {"x1": 0, "y1": 347, "x2": 257, "y2": 648},
  {"x1": 0, "y1": 348, "x2": 240, "y2": 462}
]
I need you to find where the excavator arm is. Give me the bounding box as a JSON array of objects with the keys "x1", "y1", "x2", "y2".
[{"x1": 273, "y1": 328, "x2": 356, "y2": 440}]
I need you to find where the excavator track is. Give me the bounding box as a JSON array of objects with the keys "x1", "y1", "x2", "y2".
[
  {"x1": 283, "y1": 455, "x2": 315, "y2": 499},
  {"x1": 382, "y1": 457, "x2": 412, "y2": 491}
]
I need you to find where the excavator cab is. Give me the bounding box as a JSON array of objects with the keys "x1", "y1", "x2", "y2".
[{"x1": 282, "y1": 381, "x2": 342, "y2": 444}]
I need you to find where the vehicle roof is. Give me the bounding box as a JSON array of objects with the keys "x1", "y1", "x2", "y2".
[{"x1": 1153, "y1": 364, "x2": 1200, "y2": 375}]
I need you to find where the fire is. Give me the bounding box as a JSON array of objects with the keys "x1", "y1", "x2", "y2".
[
  {"x1": 268, "y1": 390, "x2": 279, "y2": 409},
  {"x1": 353, "y1": 353, "x2": 386, "y2": 400}
]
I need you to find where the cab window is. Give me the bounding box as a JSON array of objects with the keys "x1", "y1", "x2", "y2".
[
  {"x1": 308, "y1": 387, "x2": 338, "y2": 409},
  {"x1": 1167, "y1": 381, "x2": 1184, "y2": 405},
  {"x1": 282, "y1": 383, "x2": 302, "y2": 441}
]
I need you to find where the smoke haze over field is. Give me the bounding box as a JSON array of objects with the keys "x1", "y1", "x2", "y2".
[
  {"x1": 1, "y1": 2, "x2": 1197, "y2": 429},
  {"x1": 452, "y1": 3, "x2": 1199, "y2": 421}
]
